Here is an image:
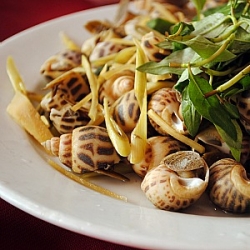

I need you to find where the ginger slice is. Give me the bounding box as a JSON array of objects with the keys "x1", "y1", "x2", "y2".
[{"x1": 7, "y1": 91, "x2": 53, "y2": 143}]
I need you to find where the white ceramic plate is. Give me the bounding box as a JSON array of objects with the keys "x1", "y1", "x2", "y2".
[{"x1": 1, "y1": 4, "x2": 250, "y2": 250}]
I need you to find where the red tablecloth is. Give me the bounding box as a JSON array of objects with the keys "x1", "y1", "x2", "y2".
[{"x1": 0, "y1": 1, "x2": 140, "y2": 249}]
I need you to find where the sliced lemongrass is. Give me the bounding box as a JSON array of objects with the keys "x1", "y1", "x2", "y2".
[
  {"x1": 40, "y1": 115, "x2": 50, "y2": 127},
  {"x1": 7, "y1": 91, "x2": 53, "y2": 143},
  {"x1": 152, "y1": 2, "x2": 179, "y2": 23},
  {"x1": 133, "y1": 38, "x2": 147, "y2": 109},
  {"x1": 82, "y1": 55, "x2": 99, "y2": 122},
  {"x1": 147, "y1": 81, "x2": 175, "y2": 95},
  {"x1": 27, "y1": 92, "x2": 44, "y2": 102},
  {"x1": 148, "y1": 109, "x2": 205, "y2": 154},
  {"x1": 59, "y1": 31, "x2": 81, "y2": 51},
  {"x1": 93, "y1": 169, "x2": 130, "y2": 182},
  {"x1": 91, "y1": 53, "x2": 117, "y2": 67},
  {"x1": 70, "y1": 93, "x2": 91, "y2": 112},
  {"x1": 87, "y1": 104, "x2": 105, "y2": 126},
  {"x1": 6, "y1": 56, "x2": 27, "y2": 95},
  {"x1": 101, "y1": 64, "x2": 135, "y2": 80},
  {"x1": 43, "y1": 67, "x2": 85, "y2": 90},
  {"x1": 129, "y1": 89, "x2": 147, "y2": 164},
  {"x1": 103, "y1": 98, "x2": 131, "y2": 157},
  {"x1": 114, "y1": 46, "x2": 136, "y2": 64},
  {"x1": 109, "y1": 38, "x2": 135, "y2": 46},
  {"x1": 47, "y1": 159, "x2": 127, "y2": 202}
]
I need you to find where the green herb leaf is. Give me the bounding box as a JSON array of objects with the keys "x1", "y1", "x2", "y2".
[
  {"x1": 188, "y1": 70, "x2": 237, "y2": 141},
  {"x1": 181, "y1": 86, "x2": 201, "y2": 137},
  {"x1": 169, "y1": 35, "x2": 236, "y2": 62},
  {"x1": 191, "y1": 0, "x2": 206, "y2": 20},
  {"x1": 215, "y1": 121, "x2": 242, "y2": 162},
  {"x1": 137, "y1": 47, "x2": 195, "y2": 75},
  {"x1": 147, "y1": 18, "x2": 173, "y2": 34},
  {"x1": 171, "y1": 22, "x2": 195, "y2": 36}
]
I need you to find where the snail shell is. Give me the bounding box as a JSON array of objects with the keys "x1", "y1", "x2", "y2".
[
  {"x1": 195, "y1": 125, "x2": 250, "y2": 165},
  {"x1": 40, "y1": 49, "x2": 82, "y2": 80},
  {"x1": 141, "y1": 151, "x2": 209, "y2": 211},
  {"x1": 236, "y1": 90, "x2": 250, "y2": 134},
  {"x1": 208, "y1": 158, "x2": 250, "y2": 213},
  {"x1": 89, "y1": 41, "x2": 126, "y2": 62},
  {"x1": 40, "y1": 70, "x2": 90, "y2": 112},
  {"x1": 148, "y1": 87, "x2": 187, "y2": 135},
  {"x1": 99, "y1": 70, "x2": 135, "y2": 105},
  {"x1": 42, "y1": 125, "x2": 121, "y2": 173},
  {"x1": 49, "y1": 103, "x2": 90, "y2": 134},
  {"x1": 141, "y1": 32, "x2": 171, "y2": 62},
  {"x1": 111, "y1": 89, "x2": 140, "y2": 133},
  {"x1": 132, "y1": 135, "x2": 181, "y2": 177}
]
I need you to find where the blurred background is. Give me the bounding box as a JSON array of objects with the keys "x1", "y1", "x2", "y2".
[{"x1": 0, "y1": 0, "x2": 119, "y2": 41}]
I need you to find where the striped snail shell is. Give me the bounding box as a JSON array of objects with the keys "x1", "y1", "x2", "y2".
[
  {"x1": 132, "y1": 135, "x2": 181, "y2": 177},
  {"x1": 148, "y1": 87, "x2": 187, "y2": 135},
  {"x1": 111, "y1": 89, "x2": 140, "y2": 134},
  {"x1": 40, "y1": 70, "x2": 90, "y2": 112},
  {"x1": 99, "y1": 70, "x2": 134, "y2": 105},
  {"x1": 49, "y1": 103, "x2": 90, "y2": 134},
  {"x1": 195, "y1": 125, "x2": 250, "y2": 165},
  {"x1": 141, "y1": 151, "x2": 209, "y2": 211},
  {"x1": 40, "y1": 49, "x2": 82, "y2": 80},
  {"x1": 208, "y1": 158, "x2": 250, "y2": 213},
  {"x1": 141, "y1": 32, "x2": 171, "y2": 62},
  {"x1": 42, "y1": 125, "x2": 121, "y2": 173}
]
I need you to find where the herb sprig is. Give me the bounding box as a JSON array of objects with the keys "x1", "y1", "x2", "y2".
[{"x1": 138, "y1": 0, "x2": 250, "y2": 161}]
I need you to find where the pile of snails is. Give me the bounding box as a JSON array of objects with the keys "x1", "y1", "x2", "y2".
[{"x1": 38, "y1": 0, "x2": 250, "y2": 214}]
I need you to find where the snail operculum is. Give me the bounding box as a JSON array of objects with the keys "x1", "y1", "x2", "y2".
[{"x1": 141, "y1": 151, "x2": 209, "y2": 211}]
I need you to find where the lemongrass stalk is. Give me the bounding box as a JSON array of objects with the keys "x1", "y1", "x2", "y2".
[
  {"x1": 43, "y1": 67, "x2": 85, "y2": 90},
  {"x1": 147, "y1": 81, "x2": 175, "y2": 95},
  {"x1": 82, "y1": 55, "x2": 99, "y2": 122},
  {"x1": 114, "y1": 46, "x2": 137, "y2": 64},
  {"x1": 101, "y1": 64, "x2": 135, "y2": 80},
  {"x1": 91, "y1": 53, "x2": 117, "y2": 67},
  {"x1": 134, "y1": 38, "x2": 148, "y2": 108},
  {"x1": 129, "y1": 89, "x2": 147, "y2": 164},
  {"x1": 47, "y1": 159, "x2": 127, "y2": 201},
  {"x1": 59, "y1": 31, "x2": 81, "y2": 51},
  {"x1": 151, "y1": 2, "x2": 179, "y2": 23},
  {"x1": 129, "y1": 39, "x2": 148, "y2": 164},
  {"x1": 109, "y1": 38, "x2": 135, "y2": 46},
  {"x1": 103, "y1": 98, "x2": 131, "y2": 157},
  {"x1": 70, "y1": 93, "x2": 92, "y2": 112},
  {"x1": 6, "y1": 56, "x2": 27, "y2": 95},
  {"x1": 148, "y1": 109, "x2": 205, "y2": 153}
]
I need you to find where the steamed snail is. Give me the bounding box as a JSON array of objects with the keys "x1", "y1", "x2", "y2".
[
  {"x1": 42, "y1": 125, "x2": 129, "y2": 181},
  {"x1": 208, "y1": 158, "x2": 250, "y2": 213},
  {"x1": 141, "y1": 151, "x2": 209, "y2": 211}
]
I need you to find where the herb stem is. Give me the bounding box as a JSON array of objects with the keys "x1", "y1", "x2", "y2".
[
  {"x1": 189, "y1": 34, "x2": 234, "y2": 68},
  {"x1": 216, "y1": 65, "x2": 250, "y2": 93},
  {"x1": 204, "y1": 65, "x2": 250, "y2": 97},
  {"x1": 200, "y1": 66, "x2": 235, "y2": 76}
]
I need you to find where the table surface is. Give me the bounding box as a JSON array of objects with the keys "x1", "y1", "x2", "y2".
[{"x1": 0, "y1": 0, "x2": 140, "y2": 249}]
